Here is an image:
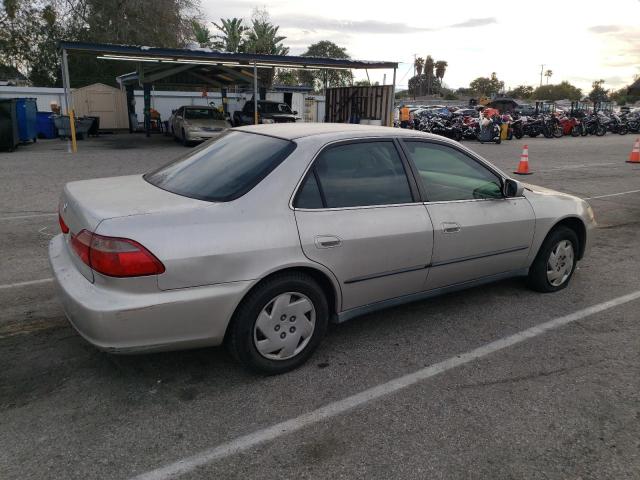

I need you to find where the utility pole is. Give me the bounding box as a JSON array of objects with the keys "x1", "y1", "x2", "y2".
[{"x1": 539, "y1": 64, "x2": 544, "y2": 87}]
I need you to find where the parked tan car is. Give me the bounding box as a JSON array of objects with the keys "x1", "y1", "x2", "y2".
[{"x1": 170, "y1": 105, "x2": 231, "y2": 145}]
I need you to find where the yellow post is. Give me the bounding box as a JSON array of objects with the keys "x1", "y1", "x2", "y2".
[{"x1": 69, "y1": 110, "x2": 78, "y2": 153}]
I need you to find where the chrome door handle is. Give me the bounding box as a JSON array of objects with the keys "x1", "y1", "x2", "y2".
[
  {"x1": 315, "y1": 235, "x2": 342, "y2": 248},
  {"x1": 442, "y1": 222, "x2": 461, "y2": 234}
]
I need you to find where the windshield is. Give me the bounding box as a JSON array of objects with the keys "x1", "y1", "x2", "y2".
[
  {"x1": 184, "y1": 108, "x2": 225, "y2": 120},
  {"x1": 144, "y1": 131, "x2": 296, "y2": 202}
]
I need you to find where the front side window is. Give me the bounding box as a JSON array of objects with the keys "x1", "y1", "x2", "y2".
[
  {"x1": 145, "y1": 131, "x2": 295, "y2": 202},
  {"x1": 404, "y1": 141, "x2": 503, "y2": 202},
  {"x1": 296, "y1": 141, "x2": 413, "y2": 209}
]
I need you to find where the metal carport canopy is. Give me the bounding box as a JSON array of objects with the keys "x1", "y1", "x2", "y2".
[
  {"x1": 57, "y1": 41, "x2": 399, "y2": 148},
  {"x1": 58, "y1": 41, "x2": 398, "y2": 70}
]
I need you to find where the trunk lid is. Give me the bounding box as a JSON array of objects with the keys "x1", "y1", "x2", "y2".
[{"x1": 59, "y1": 175, "x2": 209, "y2": 282}]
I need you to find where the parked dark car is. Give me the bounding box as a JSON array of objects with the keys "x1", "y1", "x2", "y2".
[{"x1": 233, "y1": 100, "x2": 298, "y2": 126}]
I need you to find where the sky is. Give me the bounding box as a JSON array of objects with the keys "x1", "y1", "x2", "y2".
[{"x1": 201, "y1": 0, "x2": 640, "y2": 93}]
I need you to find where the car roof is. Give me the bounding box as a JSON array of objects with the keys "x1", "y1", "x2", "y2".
[{"x1": 235, "y1": 123, "x2": 448, "y2": 141}]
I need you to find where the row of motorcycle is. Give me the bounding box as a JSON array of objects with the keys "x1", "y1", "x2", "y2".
[{"x1": 402, "y1": 108, "x2": 640, "y2": 144}]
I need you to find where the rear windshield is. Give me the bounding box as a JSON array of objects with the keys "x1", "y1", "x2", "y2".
[
  {"x1": 144, "y1": 131, "x2": 296, "y2": 202},
  {"x1": 184, "y1": 108, "x2": 225, "y2": 120}
]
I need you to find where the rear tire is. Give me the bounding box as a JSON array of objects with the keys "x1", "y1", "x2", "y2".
[
  {"x1": 571, "y1": 125, "x2": 581, "y2": 137},
  {"x1": 527, "y1": 226, "x2": 578, "y2": 293},
  {"x1": 226, "y1": 272, "x2": 329, "y2": 375}
]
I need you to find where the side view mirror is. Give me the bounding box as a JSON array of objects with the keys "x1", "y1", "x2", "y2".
[
  {"x1": 504, "y1": 178, "x2": 524, "y2": 198},
  {"x1": 293, "y1": 110, "x2": 298, "y2": 115}
]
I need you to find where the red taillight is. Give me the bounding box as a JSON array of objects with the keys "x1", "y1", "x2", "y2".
[
  {"x1": 59, "y1": 213, "x2": 69, "y2": 234},
  {"x1": 70, "y1": 231, "x2": 165, "y2": 277},
  {"x1": 70, "y1": 229, "x2": 92, "y2": 265}
]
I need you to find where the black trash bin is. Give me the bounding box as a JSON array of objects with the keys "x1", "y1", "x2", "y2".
[
  {"x1": 0, "y1": 99, "x2": 20, "y2": 152},
  {"x1": 86, "y1": 116, "x2": 100, "y2": 136}
]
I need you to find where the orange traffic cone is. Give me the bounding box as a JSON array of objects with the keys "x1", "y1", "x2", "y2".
[
  {"x1": 627, "y1": 138, "x2": 640, "y2": 164},
  {"x1": 514, "y1": 145, "x2": 533, "y2": 175}
]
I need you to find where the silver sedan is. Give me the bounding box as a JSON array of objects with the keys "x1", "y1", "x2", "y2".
[{"x1": 49, "y1": 124, "x2": 596, "y2": 374}]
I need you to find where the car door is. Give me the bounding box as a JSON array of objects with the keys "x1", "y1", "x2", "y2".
[
  {"x1": 293, "y1": 139, "x2": 434, "y2": 312},
  {"x1": 400, "y1": 139, "x2": 535, "y2": 290}
]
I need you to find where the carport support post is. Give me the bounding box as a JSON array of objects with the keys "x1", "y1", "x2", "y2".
[
  {"x1": 253, "y1": 61, "x2": 258, "y2": 125},
  {"x1": 221, "y1": 87, "x2": 228, "y2": 115},
  {"x1": 143, "y1": 83, "x2": 151, "y2": 137},
  {"x1": 60, "y1": 48, "x2": 77, "y2": 153}
]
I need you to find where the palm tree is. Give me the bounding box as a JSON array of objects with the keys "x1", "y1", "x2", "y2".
[
  {"x1": 191, "y1": 21, "x2": 212, "y2": 48},
  {"x1": 244, "y1": 20, "x2": 288, "y2": 55},
  {"x1": 545, "y1": 69, "x2": 553, "y2": 85},
  {"x1": 414, "y1": 57, "x2": 424, "y2": 77},
  {"x1": 435, "y1": 60, "x2": 448, "y2": 82},
  {"x1": 244, "y1": 17, "x2": 289, "y2": 89},
  {"x1": 212, "y1": 18, "x2": 247, "y2": 53}
]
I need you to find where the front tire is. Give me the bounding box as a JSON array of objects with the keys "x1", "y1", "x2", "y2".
[
  {"x1": 227, "y1": 272, "x2": 329, "y2": 375},
  {"x1": 527, "y1": 226, "x2": 578, "y2": 293}
]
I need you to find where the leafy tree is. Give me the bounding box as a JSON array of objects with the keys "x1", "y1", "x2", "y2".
[
  {"x1": 588, "y1": 79, "x2": 609, "y2": 102},
  {"x1": 408, "y1": 74, "x2": 441, "y2": 97},
  {"x1": 610, "y1": 80, "x2": 640, "y2": 105},
  {"x1": 533, "y1": 81, "x2": 582, "y2": 101},
  {"x1": 455, "y1": 87, "x2": 474, "y2": 96},
  {"x1": 408, "y1": 54, "x2": 445, "y2": 96},
  {"x1": 1, "y1": 0, "x2": 202, "y2": 87},
  {"x1": 299, "y1": 40, "x2": 353, "y2": 91},
  {"x1": 469, "y1": 72, "x2": 504, "y2": 96},
  {"x1": 507, "y1": 85, "x2": 534, "y2": 99},
  {"x1": 544, "y1": 69, "x2": 553, "y2": 85},
  {"x1": 212, "y1": 17, "x2": 246, "y2": 52},
  {"x1": 354, "y1": 79, "x2": 379, "y2": 86}
]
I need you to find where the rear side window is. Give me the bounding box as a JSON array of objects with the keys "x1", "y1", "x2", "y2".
[
  {"x1": 145, "y1": 131, "x2": 295, "y2": 202},
  {"x1": 296, "y1": 141, "x2": 413, "y2": 208}
]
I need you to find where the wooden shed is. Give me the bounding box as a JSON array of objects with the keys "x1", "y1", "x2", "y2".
[
  {"x1": 71, "y1": 83, "x2": 128, "y2": 130},
  {"x1": 325, "y1": 85, "x2": 394, "y2": 126}
]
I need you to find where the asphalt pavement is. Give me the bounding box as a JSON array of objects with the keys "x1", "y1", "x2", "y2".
[{"x1": 1, "y1": 132, "x2": 639, "y2": 480}]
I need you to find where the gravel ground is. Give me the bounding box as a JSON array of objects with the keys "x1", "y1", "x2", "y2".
[{"x1": 1, "y1": 132, "x2": 639, "y2": 480}]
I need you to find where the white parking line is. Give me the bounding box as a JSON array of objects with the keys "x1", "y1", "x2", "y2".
[
  {"x1": 0, "y1": 213, "x2": 57, "y2": 221},
  {"x1": 584, "y1": 189, "x2": 640, "y2": 200},
  {"x1": 0, "y1": 278, "x2": 53, "y2": 290},
  {"x1": 130, "y1": 290, "x2": 640, "y2": 480}
]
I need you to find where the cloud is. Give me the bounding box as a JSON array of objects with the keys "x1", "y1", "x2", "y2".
[
  {"x1": 449, "y1": 17, "x2": 497, "y2": 28},
  {"x1": 588, "y1": 25, "x2": 622, "y2": 34},
  {"x1": 275, "y1": 15, "x2": 496, "y2": 34}
]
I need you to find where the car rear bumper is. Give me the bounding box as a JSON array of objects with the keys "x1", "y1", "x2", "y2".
[{"x1": 48, "y1": 234, "x2": 251, "y2": 353}]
